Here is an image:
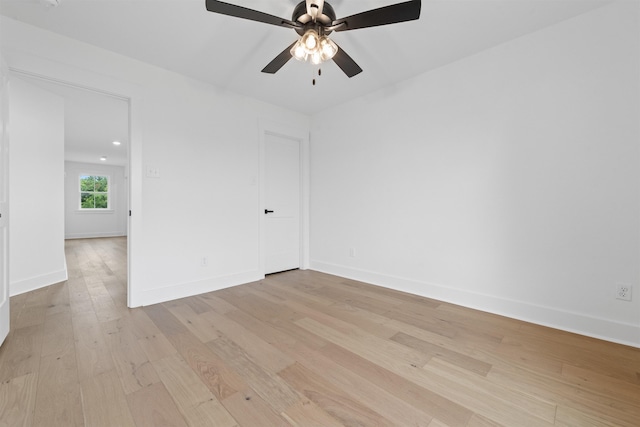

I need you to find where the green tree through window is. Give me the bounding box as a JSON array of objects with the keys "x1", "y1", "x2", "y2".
[{"x1": 80, "y1": 175, "x2": 109, "y2": 209}]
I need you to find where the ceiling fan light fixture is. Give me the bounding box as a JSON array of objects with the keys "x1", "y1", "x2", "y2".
[
  {"x1": 310, "y1": 50, "x2": 322, "y2": 65},
  {"x1": 301, "y1": 29, "x2": 319, "y2": 52},
  {"x1": 292, "y1": 29, "x2": 336, "y2": 65},
  {"x1": 290, "y1": 40, "x2": 308, "y2": 61},
  {"x1": 319, "y1": 36, "x2": 337, "y2": 61}
]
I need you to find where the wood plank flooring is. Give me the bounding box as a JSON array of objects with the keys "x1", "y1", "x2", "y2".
[{"x1": 1, "y1": 237, "x2": 639, "y2": 426}]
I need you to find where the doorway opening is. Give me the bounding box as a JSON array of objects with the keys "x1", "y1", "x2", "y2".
[{"x1": 11, "y1": 70, "x2": 131, "y2": 309}]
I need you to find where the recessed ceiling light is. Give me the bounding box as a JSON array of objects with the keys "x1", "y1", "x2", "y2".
[
  {"x1": 112, "y1": 141, "x2": 121, "y2": 146},
  {"x1": 100, "y1": 156, "x2": 107, "y2": 161}
]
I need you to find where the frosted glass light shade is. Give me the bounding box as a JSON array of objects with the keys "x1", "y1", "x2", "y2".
[
  {"x1": 310, "y1": 50, "x2": 322, "y2": 65},
  {"x1": 301, "y1": 30, "x2": 319, "y2": 52},
  {"x1": 291, "y1": 41, "x2": 308, "y2": 61},
  {"x1": 319, "y1": 36, "x2": 337, "y2": 61}
]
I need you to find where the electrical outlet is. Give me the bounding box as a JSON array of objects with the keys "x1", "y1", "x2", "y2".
[
  {"x1": 349, "y1": 248, "x2": 356, "y2": 258},
  {"x1": 200, "y1": 257, "x2": 208, "y2": 267},
  {"x1": 616, "y1": 284, "x2": 632, "y2": 301}
]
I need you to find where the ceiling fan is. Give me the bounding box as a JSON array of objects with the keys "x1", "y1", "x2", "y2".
[{"x1": 205, "y1": 0, "x2": 421, "y2": 78}]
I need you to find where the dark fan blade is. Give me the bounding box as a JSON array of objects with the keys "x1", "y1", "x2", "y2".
[
  {"x1": 206, "y1": 0, "x2": 300, "y2": 29},
  {"x1": 261, "y1": 42, "x2": 297, "y2": 74},
  {"x1": 332, "y1": 45, "x2": 363, "y2": 78},
  {"x1": 332, "y1": 0, "x2": 421, "y2": 32}
]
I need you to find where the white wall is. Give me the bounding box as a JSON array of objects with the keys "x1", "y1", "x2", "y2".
[
  {"x1": 310, "y1": 2, "x2": 640, "y2": 347},
  {"x1": 64, "y1": 161, "x2": 127, "y2": 239},
  {"x1": 9, "y1": 78, "x2": 67, "y2": 295},
  {"x1": 1, "y1": 16, "x2": 310, "y2": 306}
]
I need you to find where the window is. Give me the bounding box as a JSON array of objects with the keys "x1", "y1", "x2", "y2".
[{"x1": 80, "y1": 175, "x2": 109, "y2": 209}]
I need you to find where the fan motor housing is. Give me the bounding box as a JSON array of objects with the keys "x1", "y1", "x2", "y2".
[{"x1": 292, "y1": 1, "x2": 336, "y2": 36}]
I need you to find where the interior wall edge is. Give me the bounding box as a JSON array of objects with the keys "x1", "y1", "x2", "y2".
[{"x1": 310, "y1": 260, "x2": 640, "y2": 349}]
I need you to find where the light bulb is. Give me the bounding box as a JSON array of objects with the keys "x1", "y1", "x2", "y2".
[
  {"x1": 290, "y1": 41, "x2": 307, "y2": 61},
  {"x1": 310, "y1": 50, "x2": 322, "y2": 65},
  {"x1": 301, "y1": 30, "x2": 319, "y2": 52},
  {"x1": 319, "y1": 37, "x2": 337, "y2": 61}
]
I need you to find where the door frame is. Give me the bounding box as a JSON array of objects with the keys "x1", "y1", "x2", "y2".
[
  {"x1": 0, "y1": 56, "x2": 10, "y2": 346},
  {"x1": 7, "y1": 63, "x2": 143, "y2": 307},
  {"x1": 258, "y1": 120, "x2": 310, "y2": 275}
]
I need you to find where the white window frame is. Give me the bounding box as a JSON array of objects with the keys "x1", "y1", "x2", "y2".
[{"x1": 79, "y1": 174, "x2": 111, "y2": 210}]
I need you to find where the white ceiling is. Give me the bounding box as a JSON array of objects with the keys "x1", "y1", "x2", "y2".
[{"x1": 0, "y1": 0, "x2": 610, "y2": 165}]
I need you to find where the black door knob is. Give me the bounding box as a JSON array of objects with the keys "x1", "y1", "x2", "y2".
[{"x1": 264, "y1": 209, "x2": 274, "y2": 214}]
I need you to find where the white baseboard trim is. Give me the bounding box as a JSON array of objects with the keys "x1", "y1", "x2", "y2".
[
  {"x1": 65, "y1": 231, "x2": 127, "y2": 239},
  {"x1": 310, "y1": 260, "x2": 640, "y2": 349},
  {"x1": 10, "y1": 268, "x2": 68, "y2": 297},
  {"x1": 135, "y1": 270, "x2": 263, "y2": 307}
]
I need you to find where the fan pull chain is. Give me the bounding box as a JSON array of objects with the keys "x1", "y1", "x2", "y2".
[{"x1": 313, "y1": 68, "x2": 321, "y2": 86}]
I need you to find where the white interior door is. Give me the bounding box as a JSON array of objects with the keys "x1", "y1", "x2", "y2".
[
  {"x1": 0, "y1": 59, "x2": 10, "y2": 346},
  {"x1": 264, "y1": 132, "x2": 301, "y2": 274}
]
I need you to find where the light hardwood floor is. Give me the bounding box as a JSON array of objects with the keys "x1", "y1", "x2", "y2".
[{"x1": 1, "y1": 237, "x2": 639, "y2": 426}]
